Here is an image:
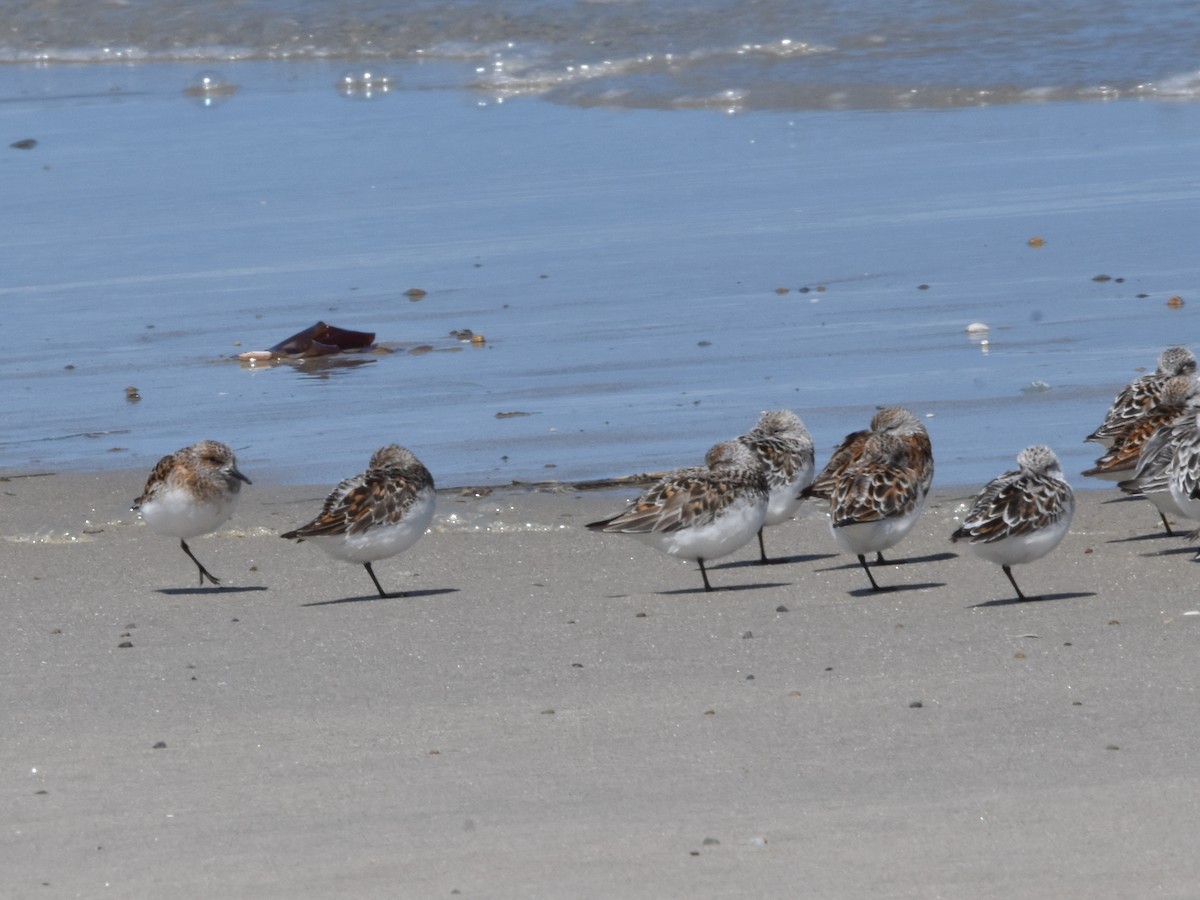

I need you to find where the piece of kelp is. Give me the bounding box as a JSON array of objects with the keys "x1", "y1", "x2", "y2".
[{"x1": 268, "y1": 322, "x2": 376, "y2": 358}]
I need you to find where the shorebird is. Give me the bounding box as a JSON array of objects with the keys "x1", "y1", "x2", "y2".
[
  {"x1": 1147, "y1": 402, "x2": 1200, "y2": 555},
  {"x1": 1083, "y1": 375, "x2": 1195, "y2": 483},
  {"x1": 133, "y1": 440, "x2": 251, "y2": 586},
  {"x1": 805, "y1": 406, "x2": 933, "y2": 579},
  {"x1": 805, "y1": 406, "x2": 933, "y2": 507},
  {"x1": 951, "y1": 445, "x2": 1075, "y2": 600},
  {"x1": 281, "y1": 444, "x2": 436, "y2": 598},
  {"x1": 1085, "y1": 345, "x2": 1196, "y2": 447},
  {"x1": 587, "y1": 440, "x2": 768, "y2": 592},
  {"x1": 729, "y1": 409, "x2": 814, "y2": 563},
  {"x1": 1084, "y1": 374, "x2": 1194, "y2": 535},
  {"x1": 826, "y1": 428, "x2": 926, "y2": 591},
  {"x1": 1118, "y1": 398, "x2": 1200, "y2": 538}
]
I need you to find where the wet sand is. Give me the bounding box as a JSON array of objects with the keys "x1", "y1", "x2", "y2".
[{"x1": 5, "y1": 469, "x2": 1200, "y2": 898}]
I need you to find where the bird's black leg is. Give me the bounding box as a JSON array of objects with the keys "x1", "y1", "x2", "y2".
[
  {"x1": 757, "y1": 528, "x2": 769, "y2": 564},
  {"x1": 363, "y1": 562, "x2": 389, "y2": 598},
  {"x1": 858, "y1": 554, "x2": 881, "y2": 591},
  {"x1": 1159, "y1": 511, "x2": 1175, "y2": 537},
  {"x1": 180, "y1": 539, "x2": 221, "y2": 586},
  {"x1": 875, "y1": 552, "x2": 886, "y2": 564},
  {"x1": 1002, "y1": 565, "x2": 1028, "y2": 600},
  {"x1": 698, "y1": 558, "x2": 713, "y2": 592}
]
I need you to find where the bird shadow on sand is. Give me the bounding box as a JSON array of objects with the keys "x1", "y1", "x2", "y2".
[
  {"x1": 1107, "y1": 531, "x2": 1180, "y2": 544},
  {"x1": 845, "y1": 581, "x2": 946, "y2": 598},
  {"x1": 817, "y1": 551, "x2": 958, "y2": 577},
  {"x1": 658, "y1": 581, "x2": 791, "y2": 596},
  {"x1": 1137, "y1": 544, "x2": 1199, "y2": 559},
  {"x1": 1099, "y1": 494, "x2": 1148, "y2": 506},
  {"x1": 301, "y1": 587, "x2": 459, "y2": 607},
  {"x1": 157, "y1": 585, "x2": 269, "y2": 596},
  {"x1": 714, "y1": 552, "x2": 839, "y2": 570},
  {"x1": 883, "y1": 551, "x2": 958, "y2": 566},
  {"x1": 970, "y1": 590, "x2": 1096, "y2": 608}
]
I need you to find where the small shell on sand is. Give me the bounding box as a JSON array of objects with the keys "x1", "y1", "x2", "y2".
[{"x1": 965, "y1": 322, "x2": 989, "y2": 334}]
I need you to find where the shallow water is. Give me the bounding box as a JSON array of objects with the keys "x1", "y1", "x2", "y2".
[
  {"x1": 3, "y1": 0, "x2": 1199, "y2": 110},
  {"x1": 2, "y1": 60, "x2": 1199, "y2": 489}
]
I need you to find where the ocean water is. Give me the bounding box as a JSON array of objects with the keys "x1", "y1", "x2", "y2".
[
  {"x1": 2, "y1": 2, "x2": 1199, "y2": 489},
  {"x1": 4, "y1": 0, "x2": 1200, "y2": 109}
]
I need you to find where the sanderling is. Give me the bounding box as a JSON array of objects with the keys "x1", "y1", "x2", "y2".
[
  {"x1": 281, "y1": 445, "x2": 436, "y2": 598},
  {"x1": 826, "y1": 429, "x2": 926, "y2": 591},
  {"x1": 1118, "y1": 400, "x2": 1196, "y2": 537},
  {"x1": 1083, "y1": 375, "x2": 1195, "y2": 482},
  {"x1": 806, "y1": 406, "x2": 933, "y2": 504},
  {"x1": 1085, "y1": 345, "x2": 1196, "y2": 447},
  {"x1": 1155, "y1": 404, "x2": 1200, "y2": 552},
  {"x1": 730, "y1": 409, "x2": 814, "y2": 563},
  {"x1": 133, "y1": 440, "x2": 251, "y2": 586},
  {"x1": 587, "y1": 440, "x2": 768, "y2": 592},
  {"x1": 804, "y1": 406, "x2": 933, "y2": 572},
  {"x1": 950, "y1": 445, "x2": 1074, "y2": 601}
]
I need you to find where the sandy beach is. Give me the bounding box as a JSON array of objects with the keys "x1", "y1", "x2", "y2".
[
  {"x1": 5, "y1": 468, "x2": 1200, "y2": 898},
  {"x1": 7, "y1": 4, "x2": 1200, "y2": 895}
]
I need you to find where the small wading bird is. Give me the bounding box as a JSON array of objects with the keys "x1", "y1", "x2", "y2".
[
  {"x1": 805, "y1": 406, "x2": 933, "y2": 589},
  {"x1": 1083, "y1": 374, "x2": 1194, "y2": 535},
  {"x1": 951, "y1": 445, "x2": 1075, "y2": 601},
  {"x1": 729, "y1": 409, "x2": 814, "y2": 564},
  {"x1": 1147, "y1": 402, "x2": 1200, "y2": 556},
  {"x1": 826, "y1": 430, "x2": 926, "y2": 591},
  {"x1": 133, "y1": 440, "x2": 251, "y2": 586},
  {"x1": 587, "y1": 440, "x2": 769, "y2": 592},
  {"x1": 1085, "y1": 345, "x2": 1196, "y2": 447},
  {"x1": 281, "y1": 445, "x2": 436, "y2": 598},
  {"x1": 1118, "y1": 398, "x2": 1200, "y2": 540}
]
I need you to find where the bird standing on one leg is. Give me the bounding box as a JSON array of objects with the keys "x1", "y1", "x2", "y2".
[
  {"x1": 827, "y1": 431, "x2": 926, "y2": 592},
  {"x1": 587, "y1": 441, "x2": 768, "y2": 592},
  {"x1": 951, "y1": 445, "x2": 1074, "y2": 601},
  {"x1": 1120, "y1": 398, "x2": 1200, "y2": 554},
  {"x1": 729, "y1": 409, "x2": 814, "y2": 564},
  {"x1": 805, "y1": 406, "x2": 933, "y2": 589},
  {"x1": 133, "y1": 440, "x2": 251, "y2": 586},
  {"x1": 281, "y1": 445, "x2": 436, "y2": 598}
]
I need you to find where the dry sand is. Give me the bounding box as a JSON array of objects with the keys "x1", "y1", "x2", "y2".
[{"x1": 5, "y1": 470, "x2": 1200, "y2": 898}]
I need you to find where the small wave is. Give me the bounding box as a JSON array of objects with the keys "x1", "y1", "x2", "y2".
[
  {"x1": 1, "y1": 6, "x2": 1197, "y2": 114},
  {"x1": 549, "y1": 78, "x2": 1118, "y2": 112},
  {"x1": 468, "y1": 39, "x2": 832, "y2": 101},
  {"x1": 0, "y1": 44, "x2": 293, "y2": 65},
  {"x1": 1148, "y1": 69, "x2": 1200, "y2": 98},
  {"x1": 419, "y1": 40, "x2": 534, "y2": 62},
  {"x1": 730, "y1": 38, "x2": 835, "y2": 59},
  {"x1": 471, "y1": 52, "x2": 654, "y2": 99}
]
